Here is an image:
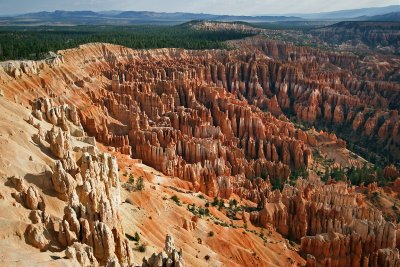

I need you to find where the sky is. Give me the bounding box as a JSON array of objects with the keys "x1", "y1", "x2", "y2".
[{"x1": 0, "y1": 0, "x2": 398, "y2": 16}]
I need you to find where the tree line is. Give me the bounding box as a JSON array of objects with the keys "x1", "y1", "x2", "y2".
[{"x1": 0, "y1": 25, "x2": 254, "y2": 60}]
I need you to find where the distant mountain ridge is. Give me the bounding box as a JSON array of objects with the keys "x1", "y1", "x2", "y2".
[
  {"x1": 0, "y1": 10, "x2": 303, "y2": 26},
  {"x1": 20, "y1": 10, "x2": 100, "y2": 18},
  {"x1": 290, "y1": 5, "x2": 400, "y2": 20},
  {"x1": 0, "y1": 6, "x2": 399, "y2": 26},
  {"x1": 363, "y1": 12, "x2": 400, "y2": 22}
]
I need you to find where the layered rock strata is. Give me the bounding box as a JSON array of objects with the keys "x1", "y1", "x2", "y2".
[{"x1": 249, "y1": 179, "x2": 399, "y2": 266}]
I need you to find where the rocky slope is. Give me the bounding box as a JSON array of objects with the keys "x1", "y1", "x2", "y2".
[
  {"x1": 0, "y1": 94, "x2": 304, "y2": 266},
  {"x1": 228, "y1": 36, "x2": 400, "y2": 164},
  {"x1": 0, "y1": 39, "x2": 399, "y2": 266},
  {"x1": 1, "y1": 43, "x2": 317, "y2": 203},
  {"x1": 251, "y1": 179, "x2": 399, "y2": 266}
]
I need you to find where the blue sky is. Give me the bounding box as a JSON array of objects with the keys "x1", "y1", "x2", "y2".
[{"x1": 0, "y1": 0, "x2": 398, "y2": 15}]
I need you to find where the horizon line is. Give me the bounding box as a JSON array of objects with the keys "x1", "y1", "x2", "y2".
[{"x1": 0, "y1": 4, "x2": 399, "y2": 17}]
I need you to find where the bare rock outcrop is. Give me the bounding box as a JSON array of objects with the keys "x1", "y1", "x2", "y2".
[
  {"x1": 2, "y1": 36, "x2": 399, "y2": 267},
  {"x1": 47, "y1": 126, "x2": 72, "y2": 159},
  {"x1": 55, "y1": 150, "x2": 133, "y2": 265},
  {"x1": 25, "y1": 223, "x2": 52, "y2": 251},
  {"x1": 51, "y1": 161, "x2": 77, "y2": 200},
  {"x1": 10, "y1": 176, "x2": 46, "y2": 211},
  {"x1": 249, "y1": 179, "x2": 399, "y2": 266},
  {"x1": 24, "y1": 101, "x2": 134, "y2": 265},
  {"x1": 142, "y1": 235, "x2": 184, "y2": 267},
  {"x1": 65, "y1": 243, "x2": 99, "y2": 266}
]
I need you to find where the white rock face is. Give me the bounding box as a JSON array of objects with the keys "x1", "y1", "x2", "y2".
[{"x1": 142, "y1": 235, "x2": 185, "y2": 267}]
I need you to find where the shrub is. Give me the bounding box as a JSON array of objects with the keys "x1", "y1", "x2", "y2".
[
  {"x1": 218, "y1": 199, "x2": 224, "y2": 210},
  {"x1": 138, "y1": 244, "x2": 146, "y2": 252},
  {"x1": 271, "y1": 177, "x2": 284, "y2": 191},
  {"x1": 128, "y1": 174, "x2": 135, "y2": 184},
  {"x1": 171, "y1": 195, "x2": 181, "y2": 205},
  {"x1": 229, "y1": 199, "x2": 238, "y2": 208},
  {"x1": 212, "y1": 197, "x2": 219, "y2": 206},
  {"x1": 125, "y1": 233, "x2": 135, "y2": 241},
  {"x1": 187, "y1": 203, "x2": 195, "y2": 213},
  {"x1": 126, "y1": 232, "x2": 141, "y2": 242},
  {"x1": 204, "y1": 255, "x2": 210, "y2": 261},
  {"x1": 205, "y1": 208, "x2": 210, "y2": 216},
  {"x1": 290, "y1": 166, "x2": 309, "y2": 181},
  {"x1": 198, "y1": 207, "x2": 206, "y2": 216},
  {"x1": 136, "y1": 176, "x2": 144, "y2": 191},
  {"x1": 134, "y1": 232, "x2": 140, "y2": 242},
  {"x1": 208, "y1": 231, "x2": 214, "y2": 237}
]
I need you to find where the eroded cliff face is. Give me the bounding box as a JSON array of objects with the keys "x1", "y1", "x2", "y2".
[
  {"x1": 3, "y1": 41, "x2": 397, "y2": 166},
  {"x1": 240, "y1": 38, "x2": 400, "y2": 163},
  {"x1": 0, "y1": 43, "x2": 317, "y2": 204},
  {"x1": 21, "y1": 100, "x2": 134, "y2": 265},
  {"x1": 84, "y1": 64, "x2": 314, "y2": 202},
  {"x1": 0, "y1": 92, "x2": 306, "y2": 267},
  {"x1": 249, "y1": 179, "x2": 400, "y2": 266},
  {"x1": 0, "y1": 41, "x2": 398, "y2": 266}
]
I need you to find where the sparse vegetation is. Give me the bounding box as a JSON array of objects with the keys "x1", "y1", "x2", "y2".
[
  {"x1": 134, "y1": 232, "x2": 140, "y2": 242},
  {"x1": 212, "y1": 197, "x2": 219, "y2": 207},
  {"x1": 125, "y1": 233, "x2": 135, "y2": 241},
  {"x1": 321, "y1": 164, "x2": 392, "y2": 187},
  {"x1": 187, "y1": 203, "x2": 210, "y2": 217},
  {"x1": 171, "y1": 195, "x2": 181, "y2": 206},
  {"x1": 259, "y1": 229, "x2": 264, "y2": 239},
  {"x1": 229, "y1": 199, "x2": 238, "y2": 208},
  {"x1": 138, "y1": 244, "x2": 146, "y2": 253},
  {"x1": 136, "y1": 176, "x2": 145, "y2": 191},
  {"x1": 290, "y1": 166, "x2": 309, "y2": 182},
  {"x1": 123, "y1": 174, "x2": 145, "y2": 192},
  {"x1": 270, "y1": 177, "x2": 284, "y2": 191},
  {"x1": 218, "y1": 199, "x2": 225, "y2": 210},
  {"x1": 128, "y1": 174, "x2": 135, "y2": 184}
]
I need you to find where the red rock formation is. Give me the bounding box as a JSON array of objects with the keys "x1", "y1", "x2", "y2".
[
  {"x1": 250, "y1": 179, "x2": 399, "y2": 265},
  {"x1": 4, "y1": 41, "x2": 399, "y2": 200},
  {"x1": 384, "y1": 165, "x2": 399, "y2": 180},
  {"x1": 1, "y1": 34, "x2": 399, "y2": 266},
  {"x1": 78, "y1": 63, "x2": 314, "y2": 200}
]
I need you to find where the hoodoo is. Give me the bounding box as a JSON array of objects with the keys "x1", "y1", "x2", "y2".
[{"x1": 0, "y1": 5, "x2": 399, "y2": 267}]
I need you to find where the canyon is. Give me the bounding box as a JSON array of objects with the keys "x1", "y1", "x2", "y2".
[{"x1": 0, "y1": 22, "x2": 399, "y2": 267}]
